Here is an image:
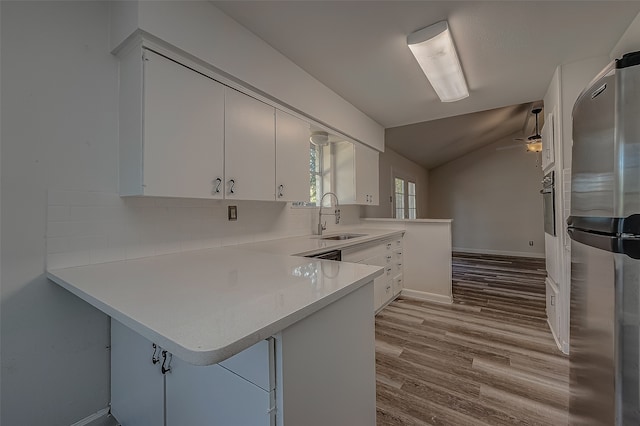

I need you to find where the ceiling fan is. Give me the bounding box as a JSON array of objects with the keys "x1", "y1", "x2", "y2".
[{"x1": 498, "y1": 107, "x2": 543, "y2": 152}]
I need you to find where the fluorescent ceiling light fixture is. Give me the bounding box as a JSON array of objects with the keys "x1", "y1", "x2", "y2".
[{"x1": 407, "y1": 21, "x2": 469, "y2": 102}]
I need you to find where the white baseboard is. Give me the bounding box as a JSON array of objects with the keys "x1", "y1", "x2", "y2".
[
  {"x1": 70, "y1": 407, "x2": 111, "y2": 426},
  {"x1": 546, "y1": 318, "x2": 566, "y2": 354},
  {"x1": 453, "y1": 247, "x2": 546, "y2": 259},
  {"x1": 401, "y1": 289, "x2": 452, "y2": 305}
]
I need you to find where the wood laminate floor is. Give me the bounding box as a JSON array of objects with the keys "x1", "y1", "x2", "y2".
[{"x1": 375, "y1": 252, "x2": 569, "y2": 425}]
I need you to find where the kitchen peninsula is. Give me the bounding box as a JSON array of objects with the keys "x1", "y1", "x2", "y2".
[{"x1": 47, "y1": 246, "x2": 382, "y2": 425}]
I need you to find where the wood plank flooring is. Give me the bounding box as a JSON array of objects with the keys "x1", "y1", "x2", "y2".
[{"x1": 375, "y1": 252, "x2": 569, "y2": 425}]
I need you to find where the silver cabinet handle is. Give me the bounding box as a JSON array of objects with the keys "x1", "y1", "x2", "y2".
[
  {"x1": 278, "y1": 184, "x2": 284, "y2": 198},
  {"x1": 387, "y1": 243, "x2": 392, "y2": 249},
  {"x1": 151, "y1": 343, "x2": 159, "y2": 365},
  {"x1": 228, "y1": 179, "x2": 235, "y2": 194},
  {"x1": 213, "y1": 178, "x2": 222, "y2": 194},
  {"x1": 386, "y1": 255, "x2": 392, "y2": 261},
  {"x1": 161, "y1": 350, "x2": 172, "y2": 375}
]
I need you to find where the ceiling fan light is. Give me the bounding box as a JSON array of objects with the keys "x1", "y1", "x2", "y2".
[
  {"x1": 526, "y1": 140, "x2": 542, "y2": 153},
  {"x1": 407, "y1": 21, "x2": 469, "y2": 102}
]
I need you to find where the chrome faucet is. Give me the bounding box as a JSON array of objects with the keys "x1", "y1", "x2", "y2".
[{"x1": 317, "y1": 192, "x2": 340, "y2": 235}]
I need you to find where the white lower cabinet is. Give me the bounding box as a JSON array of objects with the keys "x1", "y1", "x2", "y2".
[
  {"x1": 111, "y1": 319, "x2": 275, "y2": 426},
  {"x1": 166, "y1": 358, "x2": 271, "y2": 426},
  {"x1": 111, "y1": 320, "x2": 164, "y2": 426},
  {"x1": 342, "y1": 234, "x2": 404, "y2": 312},
  {"x1": 110, "y1": 283, "x2": 376, "y2": 426}
]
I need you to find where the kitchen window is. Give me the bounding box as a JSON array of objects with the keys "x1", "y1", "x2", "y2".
[{"x1": 394, "y1": 177, "x2": 417, "y2": 219}]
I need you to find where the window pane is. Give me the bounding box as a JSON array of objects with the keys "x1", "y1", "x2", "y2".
[
  {"x1": 408, "y1": 181, "x2": 415, "y2": 196},
  {"x1": 394, "y1": 177, "x2": 405, "y2": 219},
  {"x1": 408, "y1": 208, "x2": 416, "y2": 220},
  {"x1": 408, "y1": 195, "x2": 416, "y2": 210}
]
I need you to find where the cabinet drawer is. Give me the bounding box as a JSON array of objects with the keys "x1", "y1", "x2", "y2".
[
  {"x1": 374, "y1": 275, "x2": 393, "y2": 311},
  {"x1": 167, "y1": 357, "x2": 271, "y2": 426},
  {"x1": 393, "y1": 237, "x2": 403, "y2": 249},
  {"x1": 219, "y1": 339, "x2": 273, "y2": 391},
  {"x1": 392, "y1": 275, "x2": 403, "y2": 296},
  {"x1": 393, "y1": 248, "x2": 403, "y2": 261},
  {"x1": 342, "y1": 238, "x2": 393, "y2": 263},
  {"x1": 394, "y1": 261, "x2": 403, "y2": 276}
]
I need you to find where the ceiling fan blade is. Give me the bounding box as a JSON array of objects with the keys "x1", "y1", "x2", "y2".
[{"x1": 496, "y1": 144, "x2": 524, "y2": 151}]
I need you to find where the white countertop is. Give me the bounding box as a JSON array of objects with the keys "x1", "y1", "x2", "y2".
[
  {"x1": 235, "y1": 227, "x2": 405, "y2": 257},
  {"x1": 362, "y1": 218, "x2": 453, "y2": 224},
  {"x1": 47, "y1": 246, "x2": 382, "y2": 366}
]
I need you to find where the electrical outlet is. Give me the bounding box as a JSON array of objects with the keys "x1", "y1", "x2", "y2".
[
  {"x1": 228, "y1": 205, "x2": 237, "y2": 221},
  {"x1": 529, "y1": 240, "x2": 534, "y2": 246}
]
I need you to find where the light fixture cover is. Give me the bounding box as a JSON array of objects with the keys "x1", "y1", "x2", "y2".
[
  {"x1": 407, "y1": 21, "x2": 469, "y2": 102},
  {"x1": 526, "y1": 140, "x2": 543, "y2": 153}
]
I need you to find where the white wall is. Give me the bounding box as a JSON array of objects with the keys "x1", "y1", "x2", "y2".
[
  {"x1": 0, "y1": 2, "x2": 360, "y2": 424},
  {"x1": 611, "y1": 11, "x2": 640, "y2": 60},
  {"x1": 362, "y1": 148, "x2": 428, "y2": 219},
  {"x1": 110, "y1": 0, "x2": 384, "y2": 151},
  {"x1": 1, "y1": 3, "x2": 115, "y2": 424},
  {"x1": 428, "y1": 135, "x2": 545, "y2": 257}
]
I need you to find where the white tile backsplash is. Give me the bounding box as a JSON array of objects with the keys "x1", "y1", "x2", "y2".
[{"x1": 46, "y1": 190, "x2": 360, "y2": 269}]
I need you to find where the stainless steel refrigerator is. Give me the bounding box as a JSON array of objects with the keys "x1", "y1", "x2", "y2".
[{"x1": 568, "y1": 51, "x2": 640, "y2": 425}]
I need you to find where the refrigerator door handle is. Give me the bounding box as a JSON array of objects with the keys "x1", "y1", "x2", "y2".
[{"x1": 568, "y1": 228, "x2": 640, "y2": 259}]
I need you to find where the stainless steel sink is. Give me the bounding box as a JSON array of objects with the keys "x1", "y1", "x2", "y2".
[{"x1": 320, "y1": 233, "x2": 367, "y2": 241}]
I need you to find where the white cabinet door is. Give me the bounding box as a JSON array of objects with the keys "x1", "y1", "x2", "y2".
[
  {"x1": 355, "y1": 142, "x2": 379, "y2": 205},
  {"x1": 142, "y1": 49, "x2": 225, "y2": 198},
  {"x1": 276, "y1": 111, "x2": 310, "y2": 202},
  {"x1": 111, "y1": 320, "x2": 164, "y2": 426},
  {"x1": 335, "y1": 141, "x2": 379, "y2": 205},
  {"x1": 225, "y1": 88, "x2": 276, "y2": 201},
  {"x1": 166, "y1": 357, "x2": 271, "y2": 426}
]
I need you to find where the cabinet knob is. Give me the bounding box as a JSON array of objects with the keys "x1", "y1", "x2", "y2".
[
  {"x1": 278, "y1": 184, "x2": 284, "y2": 198},
  {"x1": 228, "y1": 179, "x2": 235, "y2": 194}
]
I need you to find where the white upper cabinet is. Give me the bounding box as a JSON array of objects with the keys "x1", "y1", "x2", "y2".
[
  {"x1": 335, "y1": 141, "x2": 379, "y2": 205},
  {"x1": 276, "y1": 111, "x2": 311, "y2": 202},
  {"x1": 355, "y1": 142, "x2": 379, "y2": 205},
  {"x1": 225, "y1": 88, "x2": 276, "y2": 201},
  {"x1": 541, "y1": 111, "x2": 555, "y2": 171},
  {"x1": 120, "y1": 48, "x2": 225, "y2": 198}
]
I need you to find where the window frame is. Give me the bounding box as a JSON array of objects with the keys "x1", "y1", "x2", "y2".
[{"x1": 393, "y1": 172, "x2": 417, "y2": 219}]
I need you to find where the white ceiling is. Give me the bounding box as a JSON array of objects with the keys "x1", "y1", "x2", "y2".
[
  {"x1": 386, "y1": 102, "x2": 540, "y2": 169},
  {"x1": 213, "y1": 1, "x2": 639, "y2": 168}
]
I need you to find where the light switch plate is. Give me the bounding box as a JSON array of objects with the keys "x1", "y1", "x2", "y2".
[{"x1": 228, "y1": 205, "x2": 237, "y2": 221}]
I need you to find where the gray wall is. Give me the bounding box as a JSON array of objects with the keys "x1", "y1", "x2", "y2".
[
  {"x1": 428, "y1": 135, "x2": 545, "y2": 256},
  {"x1": 1, "y1": 2, "x2": 115, "y2": 424},
  {"x1": 362, "y1": 148, "x2": 429, "y2": 219}
]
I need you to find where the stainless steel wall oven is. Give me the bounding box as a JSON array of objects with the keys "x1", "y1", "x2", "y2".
[{"x1": 541, "y1": 170, "x2": 556, "y2": 236}]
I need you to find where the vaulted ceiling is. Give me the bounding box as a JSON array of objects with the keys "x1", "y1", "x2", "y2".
[{"x1": 214, "y1": 1, "x2": 640, "y2": 167}]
